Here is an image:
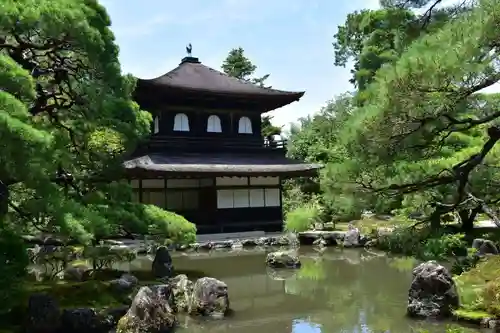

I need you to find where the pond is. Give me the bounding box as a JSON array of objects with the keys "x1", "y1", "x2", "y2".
[{"x1": 118, "y1": 247, "x2": 483, "y2": 333}]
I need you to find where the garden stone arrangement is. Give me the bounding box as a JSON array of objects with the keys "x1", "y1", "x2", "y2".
[{"x1": 23, "y1": 246, "x2": 232, "y2": 333}]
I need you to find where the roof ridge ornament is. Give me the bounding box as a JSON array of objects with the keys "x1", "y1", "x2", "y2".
[{"x1": 186, "y1": 43, "x2": 192, "y2": 57}]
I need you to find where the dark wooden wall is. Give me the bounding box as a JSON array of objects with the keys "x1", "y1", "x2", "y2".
[
  {"x1": 133, "y1": 176, "x2": 284, "y2": 234},
  {"x1": 153, "y1": 108, "x2": 262, "y2": 139}
]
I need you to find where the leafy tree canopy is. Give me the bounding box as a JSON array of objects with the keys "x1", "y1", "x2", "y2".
[
  {"x1": 0, "y1": 0, "x2": 196, "y2": 244},
  {"x1": 221, "y1": 47, "x2": 282, "y2": 137},
  {"x1": 288, "y1": 0, "x2": 500, "y2": 228}
]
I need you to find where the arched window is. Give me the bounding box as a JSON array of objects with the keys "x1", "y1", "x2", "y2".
[
  {"x1": 238, "y1": 116, "x2": 252, "y2": 134},
  {"x1": 173, "y1": 113, "x2": 189, "y2": 131},
  {"x1": 153, "y1": 116, "x2": 160, "y2": 134},
  {"x1": 207, "y1": 115, "x2": 222, "y2": 133}
]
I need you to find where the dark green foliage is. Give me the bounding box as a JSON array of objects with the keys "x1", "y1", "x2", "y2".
[
  {"x1": 0, "y1": 0, "x2": 196, "y2": 313},
  {"x1": 0, "y1": 226, "x2": 29, "y2": 315},
  {"x1": 377, "y1": 227, "x2": 468, "y2": 260}
]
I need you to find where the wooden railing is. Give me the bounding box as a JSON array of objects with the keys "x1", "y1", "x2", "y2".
[{"x1": 144, "y1": 135, "x2": 287, "y2": 153}]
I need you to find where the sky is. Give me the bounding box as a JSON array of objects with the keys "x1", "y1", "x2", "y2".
[
  {"x1": 100, "y1": 0, "x2": 498, "y2": 128},
  {"x1": 99, "y1": 0, "x2": 380, "y2": 128}
]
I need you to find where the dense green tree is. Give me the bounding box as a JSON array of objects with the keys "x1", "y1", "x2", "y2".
[
  {"x1": 285, "y1": 94, "x2": 363, "y2": 219},
  {"x1": 333, "y1": 0, "x2": 500, "y2": 228},
  {"x1": 287, "y1": 0, "x2": 496, "y2": 230},
  {"x1": 0, "y1": 0, "x2": 196, "y2": 309},
  {"x1": 333, "y1": 0, "x2": 473, "y2": 104},
  {"x1": 221, "y1": 47, "x2": 282, "y2": 137},
  {"x1": 221, "y1": 47, "x2": 270, "y2": 86}
]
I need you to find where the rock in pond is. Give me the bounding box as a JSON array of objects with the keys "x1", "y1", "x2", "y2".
[
  {"x1": 188, "y1": 277, "x2": 229, "y2": 317},
  {"x1": 109, "y1": 273, "x2": 139, "y2": 293},
  {"x1": 152, "y1": 246, "x2": 174, "y2": 279},
  {"x1": 472, "y1": 238, "x2": 499, "y2": 255},
  {"x1": 116, "y1": 285, "x2": 176, "y2": 333},
  {"x1": 266, "y1": 251, "x2": 301, "y2": 268},
  {"x1": 169, "y1": 274, "x2": 193, "y2": 312},
  {"x1": 25, "y1": 293, "x2": 61, "y2": 333},
  {"x1": 343, "y1": 224, "x2": 360, "y2": 247},
  {"x1": 407, "y1": 261, "x2": 459, "y2": 318}
]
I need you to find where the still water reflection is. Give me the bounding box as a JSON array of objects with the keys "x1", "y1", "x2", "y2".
[{"x1": 128, "y1": 247, "x2": 482, "y2": 333}]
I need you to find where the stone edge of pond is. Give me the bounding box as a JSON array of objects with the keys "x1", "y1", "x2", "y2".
[{"x1": 23, "y1": 231, "x2": 375, "y2": 255}]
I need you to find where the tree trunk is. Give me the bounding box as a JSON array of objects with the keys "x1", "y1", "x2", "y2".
[
  {"x1": 430, "y1": 209, "x2": 441, "y2": 231},
  {"x1": 0, "y1": 181, "x2": 9, "y2": 219},
  {"x1": 458, "y1": 207, "x2": 480, "y2": 234}
]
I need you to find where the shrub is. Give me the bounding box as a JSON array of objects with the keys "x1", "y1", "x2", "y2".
[
  {"x1": 454, "y1": 256, "x2": 500, "y2": 316},
  {"x1": 31, "y1": 246, "x2": 79, "y2": 279},
  {"x1": 83, "y1": 246, "x2": 137, "y2": 272},
  {"x1": 377, "y1": 227, "x2": 468, "y2": 261},
  {"x1": 482, "y1": 277, "x2": 500, "y2": 316},
  {"x1": 377, "y1": 226, "x2": 427, "y2": 256},
  {"x1": 421, "y1": 233, "x2": 467, "y2": 260},
  {"x1": 102, "y1": 203, "x2": 197, "y2": 245},
  {"x1": 142, "y1": 205, "x2": 196, "y2": 245},
  {"x1": 0, "y1": 229, "x2": 29, "y2": 315},
  {"x1": 284, "y1": 203, "x2": 320, "y2": 232}
]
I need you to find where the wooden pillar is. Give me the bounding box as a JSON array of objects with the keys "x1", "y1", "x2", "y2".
[
  {"x1": 279, "y1": 176, "x2": 284, "y2": 223},
  {"x1": 164, "y1": 177, "x2": 168, "y2": 209},
  {"x1": 229, "y1": 113, "x2": 233, "y2": 134},
  {"x1": 138, "y1": 178, "x2": 143, "y2": 203}
]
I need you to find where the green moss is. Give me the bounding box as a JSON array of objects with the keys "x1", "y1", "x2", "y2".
[
  {"x1": 18, "y1": 268, "x2": 206, "y2": 311},
  {"x1": 23, "y1": 280, "x2": 126, "y2": 309},
  {"x1": 453, "y1": 309, "x2": 491, "y2": 323}
]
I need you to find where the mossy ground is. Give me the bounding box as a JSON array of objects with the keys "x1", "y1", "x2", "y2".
[
  {"x1": 453, "y1": 255, "x2": 500, "y2": 321},
  {"x1": 3, "y1": 268, "x2": 205, "y2": 332},
  {"x1": 452, "y1": 309, "x2": 491, "y2": 323},
  {"x1": 19, "y1": 268, "x2": 206, "y2": 309}
]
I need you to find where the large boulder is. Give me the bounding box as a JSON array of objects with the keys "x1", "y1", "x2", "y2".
[
  {"x1": 266, "y1": 251, "x2": 301, "y2": 268},
  {"x1": 169, "y1": 274, "x2": 193, "y2": 312},
  {"x1": 116, "y1": 285, "x2": 176, "y2": 333},
  {"x1": 188, "y1": 277, "x2": 229, "y2": 317},
  {"x1": 24, "y1": 293, "x2": 61, "y2": 333},
  {"x1": 152, "y1": 246, "x2": 174, "y2": 279},
  {"x1": 109, "y1": 273, "x2": 139, "y2": 293},
  {"x1": 472, "y1": 238, "x2": 499, "y2": 256},
  {"x1": 407, "y1": 261, "x2": 459, "y2": 318}
]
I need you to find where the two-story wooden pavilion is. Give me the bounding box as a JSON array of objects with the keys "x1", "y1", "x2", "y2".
[{"x1": 124, "y1": 54, "x2": 321, "y2": 234}]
